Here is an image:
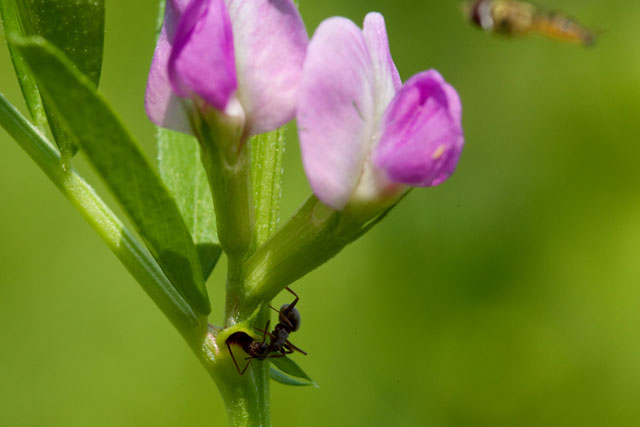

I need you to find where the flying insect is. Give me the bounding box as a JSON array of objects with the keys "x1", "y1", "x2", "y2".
[{"x1": 464, "y1": 0, "x2": 596, "y2": 46}]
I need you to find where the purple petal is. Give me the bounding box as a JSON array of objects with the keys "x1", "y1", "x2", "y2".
[
  {"x1": 169, "y1": 0, "x2": 191, "y2": 12},
  {"x1": 169, "y1": 0, "x2": 237, "y2": 111},
  {"x1": 374, "y1": 70, "x2": 464, "y2": 187},
  {"x1": 226, "y1": 0, "x2": 308, "y2": 136},
  {"x1": 297, "y1": 17, "x2": 376, "y2": 209},
  {"x1": 145, "y1": 0, "x2": 192, "y2": 133},
  {"x1": 362, "y1": 12, "x2": 402, "y2": 117}
]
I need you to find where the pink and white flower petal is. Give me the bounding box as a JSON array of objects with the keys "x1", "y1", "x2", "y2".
[
  {"x1": 226, "y1": 0, "x2": 308, "y2": 136},
  {"x1": 144, "y1": 0, "x2": 193, "y2": 133},
  {"x1": 362, "y1": 12, "x2": 401, "y2": 123},
  {"x1": 374, "y1": 70, "x2": 464, "y2": 187},
  {"x1": 168, "y1": 0, "x2": 237, "y2": 111},
  {"x1": 297, "y1": 17, "x2": 377, "y2": 210}
]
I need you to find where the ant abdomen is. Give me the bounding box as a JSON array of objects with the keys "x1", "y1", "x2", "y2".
[{"x1": 280, "y1": 303, "x2": 301, "y2": 332}]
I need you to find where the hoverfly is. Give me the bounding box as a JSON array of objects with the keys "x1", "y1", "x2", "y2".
[{"x1": 464, "y1": 0, "x2": 596, "y2": 46}]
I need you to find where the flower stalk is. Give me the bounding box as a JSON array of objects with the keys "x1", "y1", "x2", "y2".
[
  {"x1": 193, "y1": 127, "x2": 286, "y2": 425},
  {"x1": 242, "y1": 195, "x2": 394, "y2": 315},
  {"x1": 192, "y1": 110, "x2": 255, "y2": 261}
]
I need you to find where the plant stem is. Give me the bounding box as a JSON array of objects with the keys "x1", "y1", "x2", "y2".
[
  {"x1": 195, "y1": 113, "x2": 255, "y2": 262},
  {"x1": 242, "y1": 196, "x2": 349, "y2": 310},
  {"x1": 200, "y1": 318, "x2": 270, "y2": 427},
  {"x1": 199, "y1": 128, "x2": 286, "y2": 426},
  {"x1": 217, "y1": 371, "x2": 270, "y2": 427}
]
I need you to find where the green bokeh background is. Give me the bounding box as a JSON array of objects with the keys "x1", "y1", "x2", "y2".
[{"x1": 1, "y1": 0, "x2": 639, "y2": 425}]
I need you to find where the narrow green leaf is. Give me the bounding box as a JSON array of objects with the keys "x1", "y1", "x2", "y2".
[
  {"x1": 269, "y1": 367, "x2": 317, "y2": 387},
  {"x1": 0, "y1": 0, "x2": 105, "y2": 161},
  {"x1": 19, "y1": 0, "x2": 104, "y2": 84},
  {"x1": 0, "y1": 0, "x2": 47, "y2": 129},
  {"x1": 14, "y1": 36, "x2": 210, "y2": 316},
  {"x1": 158, "y1": 128, "x2": 221, "y2": 281},
  {"x1": 269, "y1": 356, "x2": 316, "y2": 384}
]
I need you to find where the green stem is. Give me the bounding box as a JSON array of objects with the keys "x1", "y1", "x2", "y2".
[
  {"x1": 200, "y1": 318, "x2": 270, "y2": 427},
  {"x1": 242, "y1": 196, "x2": 349, "y2": 310},
  {"x1": 0, "y1": 93, "x2": 205, "y2": 344},
  {"x1": 203, "y1": 128, "x2": 285, "y2": 426},
  {"x1": 217, "y1": 371, "x2": 270, "y2": 427},
  {"x1": 195, "y1": 113, "x2": 254, "y2": 263},
  {"x1": 242, "y1": 194, "x2": 399, "y2": 317}
]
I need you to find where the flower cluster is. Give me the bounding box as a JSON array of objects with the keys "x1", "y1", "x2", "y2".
[{"x1": 146, "y1": 0, "x2": 464, "y2": 216}]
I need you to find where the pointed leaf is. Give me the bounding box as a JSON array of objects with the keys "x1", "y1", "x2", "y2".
[
  {"x1": 158, "y1": 128, "x2": 221, "y2": 281},
  {"x1": 24, "y1": 0, "x2": 105, "y2": 84},
  {"x1": 14, "y1": 36, "x2": 210, "y2": 316},
  {"x1": 269, "y1": 367, "x2": 317, "y2": 387},
  {"x1": 0, "y1": 0, "x2": 47, "y2": 128},
  {"x1": 0, "y1": 0, "x2": 105, "y2": 161},
  {"x1": 269, "y1": 356, "x2": 316, "y2": 384}
]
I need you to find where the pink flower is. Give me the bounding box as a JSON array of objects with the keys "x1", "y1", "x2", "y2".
[
  {"x1": 145, "y1": 0, "x2": 308, "y2": 138},
  {"x1": 297, "y1": 13, "x2": 463, "y2": 211}
]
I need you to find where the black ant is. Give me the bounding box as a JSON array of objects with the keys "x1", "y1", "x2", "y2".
[{"x1": 226, "y1": 287, "x2": 307, "y2": 375}]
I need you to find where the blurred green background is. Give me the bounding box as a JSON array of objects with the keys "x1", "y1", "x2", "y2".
[{"x1": 1, "y1": 0, "x2": 639, "y2": 425}]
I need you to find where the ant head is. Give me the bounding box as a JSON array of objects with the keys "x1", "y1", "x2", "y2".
[
  {"x1": 280, "y1": 303, "x2": 301, "y2": 331},
  {"x1": 249, "y1": 340, "x2": 269, "y2": 354}
]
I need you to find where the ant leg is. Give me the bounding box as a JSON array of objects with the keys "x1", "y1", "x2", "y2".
[
  {"x1": 282, "y1": 346, "x2": 294, "y2": 355},
  {"x1": 284, "y1": 340, "x2": 307, "y2": 355},
  {"x1": 268, "y1": 304, "x2": 280, "y2": 314},
  {"x1": 252, "y1": 320, "x2": 270, "y2": 343},
  {"x1": 239, "y1": 356, "x2": 253, "y2": 375},
  {"x1": 279, "y1": 314, "x2": 295, "y2": 331},
  {"x1": 283, "y1": 287, "x2": 300, "y2": 313},
  {"x1": 227, "y1": 342, "x2": 251, "y2": 375},
  {"x1": 254, "y1": 326, "x2": 276, "y2": 341},
  {"x1": 273, "y1": 287, "x2": 299, "y2": 330},
  {"x1": 268, "y1": 303, "x2": 296, "y2": 331},
  {"x1": 267, "y1": 352, "x2": 287, "y2": 359},
  {"x1": 269, "y1": 304, "x2": 295, "y2": 330}
]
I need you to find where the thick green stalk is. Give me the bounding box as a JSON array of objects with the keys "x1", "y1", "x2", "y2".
[
  {"x1": 194, "y1": 113, "x2": 254, "y2": 263},
  {"x1": 200, "y1": 322, "x2": 270, "y2": 427},
  {"x1": 241, "y1": 195, "x2": 397, "y2": 317},
  {"x1": 0, "y1": 93, "x2": 206, "y2": 344},
  {"x1": 242, "y1": 196, "x2": 351, "y2": 314},
  {"x1": 204, "y1": 129, "x2": 285, "y2": 426}
]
